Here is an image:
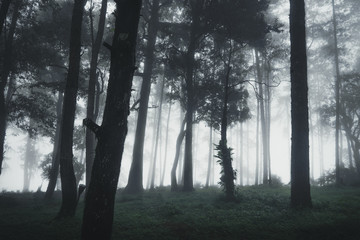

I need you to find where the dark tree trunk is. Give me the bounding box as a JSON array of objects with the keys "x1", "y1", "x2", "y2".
[
  {"x1": 85, "y1": 0, "x2": 108, "y2": 187},
  {"x1": 205, "y1": 126, "x2": 213, "y2": 187},
  {"x1": 171, "y1": 118, "x2": 186, "y2": 192},
  {"x1": 81, "y1": 0, "x2": 142, "y2": 239},
  {"x1": 219, "y1": 65, "x2": 235, "y2": 200},
  {"x1": 57, "y1": 0, "x2": 87, "y2": 218},
  {"x1": 0, "y1": 0, "x2": 20, "y2": 175},
  {"x1": 125, "y1": 0, "x2": 160, "y2": 194},
  {"x1": 331, "y1": 0, "x2": 341, "y2": 185},
  {"x1": 183, "y1": 1, "x2": 201, "y2": 192},
  {"x1": 44, "y1": 91, "x2": 63, "y2": 201},
  {"x1": 0, "y1": 0, "x2": 11, "y2": 37},
  {"x1": 289, "y1": 0, "x2": 312, "y2": 208}
]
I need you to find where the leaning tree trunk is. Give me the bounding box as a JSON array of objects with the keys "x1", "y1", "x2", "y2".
[
  {"x1": 0, "y1": 0, "x2": 12, "y2": 37},
  {"x1": 171, "y1": 118, "x2": 186, "y2": 192},
  {"x1": 289, "y1": 0, "x2": 312, "y2": 208},
  {"x1": 0, "y1": 0, "x2": 20, "y2": 175},
  {"x1": 57, "y1": 0, "x2": 87, "y2": 218},
  {"x1": 125, "y1": 0, "x2": 160, "y2": 194},
  {"x1": 205, "y1": 126, "x2": 213, "y2": 187},
  {"x1": 85, "y1": 0, "x2": 108, "y2": 187},
  {"x1": 44, "y1": 90, "x2": 63, "y2": 201},
  {"x1": 81, "y1": 0, "x2": 142, "y2": 239}
]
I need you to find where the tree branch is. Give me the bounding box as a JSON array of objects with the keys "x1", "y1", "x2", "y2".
[{"x1": 83, "y1": 118, "x2": 101, "y2": 137}]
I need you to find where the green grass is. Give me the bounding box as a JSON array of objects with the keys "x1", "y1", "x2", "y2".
[{"x1": 1, "y1": 186, "x2": 360, "y2": 239}]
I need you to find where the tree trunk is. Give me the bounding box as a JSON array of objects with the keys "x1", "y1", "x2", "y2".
[
  {"x1": 160, "y1": 99, "x2": 172, "y2": 186},
  {"x1": 289, "y1": 0, "x2": 312, "y2": 208},
  {"x1": 255, "y1": 50, "x2": 268, "y2": 184},
  {"x1": 150, "y1": 76, "x2": 165, "y2": 190},
  {"x1": 85, "y1": 0, "x2": 108, "y2": 188},
  {"x1": 239, "y1": 122, "x2": 243, "y2": 186},
  {"x1": 205, "y1": 126, "x2": 213, "y2": 187},
  {"x1": 125, "y1": 0, "x2": 160, "y2": 194},
  {"x1": 0, "y1": 0, "x2": 20, "y2": 175},
  {"x1": 171, "y1": 118, "x2": 186, "y2": 191},
  {"x1": 81, "y1": 0, "x2": 142, "y2": 238},
  {"x1": 255, "y1": 91, "x2": 260, "y2": 185},
  {"x1": 331, "y1": 0, "x2": 341, "y2": 185},
  {"x1": 44, "y1": 91, "x2": 63, "y2": 201},
  {"x1": 219, "y1": 65, "x2": 235, "y2": 200},
  {"x1": 0, "y1": 0, "x2": 11, "y2": 37},
  {"x1": 57, "y1": 0, "x2": 87, "y2": 218}
]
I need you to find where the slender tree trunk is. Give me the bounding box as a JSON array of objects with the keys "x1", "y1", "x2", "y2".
[
  {"x1": 289, "y1": 0, "x2": 312, "y2": 208},
  {"x1": 205, "y1": 126, "x2": 213, "y2": 187},
  {"x1": 44, "y1": 91, "x2": 63, "y2": 201},
  {"x1": 150, "y1": 76, "x2": 165, "y2": 189},
  {"x1": 171, "y1": 118, "x2": 186, "y2": 191},
  {"x1": 255, "y1": 50, "x2": 268, "y2": 184},
  {"x1": 85, "y1": 0, "x2": 108, "y2": 188},
  {"x1": 331, "y1": 0, "x2": 341, "y2": 185},
  {"x1": 240, "y1": 122, "x2": 243, "y2": 186},
  {"x1": 346, "y1": 136, "x2": 353, "y2": 168},
  {"x1": 0, "y1": 0, "x2": 11, "y2": 37},
  {"x1": 219, "y1": 64, "x2": 235, "y2": 200},
  {"x1": 57, "y1": 0, "x2": 87, "y2": 218},
  {"x1": 160, "y1": 99, "x2": 172, "y2": 186},
  {"x1": 255, "y1": 98, "x2": 260, "y2": 185},
  {"x1": 81, "y1": 0, "x2": 142, "y2": 239},
  {"x1": 125, "y1": 0, "x2": 160, "y2": 194},
  {"x1": 0, "y1": 0, "x2": 20, "y2": 175}
]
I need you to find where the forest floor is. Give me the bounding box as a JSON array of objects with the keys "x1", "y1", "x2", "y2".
[{"x1": 0, "y1": 185, "x2": 360, "y2": 240}]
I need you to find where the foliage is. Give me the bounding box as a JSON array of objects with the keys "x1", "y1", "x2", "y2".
[
  {"x1": 1, "y1": 187, "x2": 360, "y2": 239},
  {"x1": 215, "y1": 141, "x2": 236, "y2": 199},
  {"x1": 317, "y1": 167, "x2": 360, "y2": 186}
]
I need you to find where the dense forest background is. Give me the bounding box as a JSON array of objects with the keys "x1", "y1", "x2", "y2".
[
  {"x1": 0, "y1": 0, "x2": 359, "y2": 192},
  {"x1": 0, "y1": 0, "x2": 360, "y2": 239}
]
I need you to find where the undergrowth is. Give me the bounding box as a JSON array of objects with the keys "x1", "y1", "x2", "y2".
[{"x1": 1, "y1": 186, "x2": 360, "y2": 239}]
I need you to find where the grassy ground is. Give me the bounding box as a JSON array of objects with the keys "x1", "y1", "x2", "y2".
[{"x1": 0, "y1": 185, "x2": 360, "y2": 240}]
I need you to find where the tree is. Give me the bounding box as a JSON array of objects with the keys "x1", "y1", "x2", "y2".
[
  {"x1": 0, "y1": 0, "x2": 21, "y2": 175},
  {"x1": 289, "y1": 0, "x2": 312, "y2": 208},
  {"x1": 331, "y1": 0, "x2": 341, "y2": 185},
  {"x1": 0, "y1": 0, "x2": 12, "y2": 37},
  {"x1": 85, "y1": 0, "x2": 108, "y2": 187},
  {"x1": 57, "y1": 0, "x2": 87, "y2": 218},
  {"x1": 125, "y1": 0, "x2": 161, "y2": 194},
  {"x1": 81, "y1": 0, "x2": 142, "y2": 238}
]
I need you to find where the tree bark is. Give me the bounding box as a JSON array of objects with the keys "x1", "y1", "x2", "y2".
[
  {"x1": 57, "y1": 0, "x2": 87, "y2": 218},
  {"x1": 125, "y1": 0, "x2": 160, "y2": 194},
  {"x1": 81, "y1": 0, "x2": 142, "y2": 238},
  {"x1": 85, "y1": 0, "x2": 108, "y2": 188},
  {"x1": 0, "y1": 0, "x2": 20, "y2": 175},
  {"x1": 0, "y1": 0, "x2": 11, "y2": 37},
  {"x1": 289, "y1": 0, "x2": 312, "y2": 208}
]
